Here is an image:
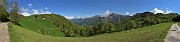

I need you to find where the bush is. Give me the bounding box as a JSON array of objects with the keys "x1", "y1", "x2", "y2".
[{"x1": 172, "y1": 15, "x2": 180, "y2": 22}]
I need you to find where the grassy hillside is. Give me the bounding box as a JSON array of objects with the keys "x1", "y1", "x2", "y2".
[
  {"x1": 8, "y1": 22, "x2": 172, "y2": 42},
  {"x1": 18, "y1": 14, "x2": 78, "y2": 37}
]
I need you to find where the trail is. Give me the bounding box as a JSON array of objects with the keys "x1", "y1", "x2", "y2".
[
  {"x1": 165, "y1": 23, "x2": 180, "y2": 42},
  {"x1": 0, "y1": 23, "x2": 10, "y2": 42}
]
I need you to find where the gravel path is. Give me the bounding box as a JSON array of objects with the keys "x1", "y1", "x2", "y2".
[
  {"x1": 165, "y1": 23, "x2": 180, "y2": 42},
  {"x1": 0, "y1": 23, "x2": 10, "y2": 42}
]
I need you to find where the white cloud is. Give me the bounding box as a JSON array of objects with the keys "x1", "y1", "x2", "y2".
[
  {"x1": 28, "y1": 4, "x2": 32, "y2": 7},
  {"x1": 32, "y1": 9, "x2": 52, "y2": 14},
  {"x1": 105, "y1": 10, "x2": 110, "y2": 14},
  {"x1": 22, "y1": 12, "x2": 30, "y2": 16},
  {"x1": 165, "y1": 10, "x2": 172, "y2": 14},
  {"x1": 151, "y1": 8, "x2": 164, "y2": 14},
  {"x1": 21, "y1": 8, "x2": 28, "y2": 12},
  {"x1": 64, "y1": 16, "x2": 75, "y2": 19},
  {"x1": 125, "y1": 12, "x2": 130, "y2": 15},
  {"x1": 151, "y1": 8, "x2": 173, "y2": 14},
  {"x1": 32, "y1": 9, "x2": 39, "y2": 14},
  {"x1": 125, "y1": 12, "x2": 134, "y2": 16},
  {"x1": 104, "y1": 10, "x2": 110, "y2": 17},
  {"x1": 64, "y1": 15, "x2": 92, "y2": 19},
  {"x1": 42, "y1": 11, "x2": 52, "y2": 14},
  {"x1": 19, "y1": 3, "x2": 52, "y2": 16},
  {"x1": 130, "y1": 14, "x2": 134, "y2": 16},
  {"x1": 21, "y1": 8, "x2": 30, "y2": 16}
]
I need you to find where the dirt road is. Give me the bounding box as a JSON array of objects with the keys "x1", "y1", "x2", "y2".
[
  {"x1": 165, "y1": 23, "x2": 180, "y2": 42},
  {"x1": 0, "y1": 23, "x2": 10, "y2": 42}
]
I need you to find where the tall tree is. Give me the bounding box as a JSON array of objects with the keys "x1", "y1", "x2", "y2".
[
  {"x1": 9, "y1": 0, "x2": 19, "y2": 24},
  {"x1": 0, "y1": 0, "x2": 7, "y2": 9},
  {"x1": 0, "y1": 0, "x2": 8, "y2": 22}
]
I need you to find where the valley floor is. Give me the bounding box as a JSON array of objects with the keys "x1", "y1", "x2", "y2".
[{"x1": 8, "y1": 23, "x2": 173, "y2": 42}]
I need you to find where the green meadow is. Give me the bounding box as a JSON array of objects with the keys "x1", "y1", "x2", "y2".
[{"x1": 8, "y1": 23, "x2": 172, "y2": 42}]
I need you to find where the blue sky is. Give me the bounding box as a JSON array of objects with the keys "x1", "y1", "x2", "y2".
[{"x1": 7, "y1": 0, "x2": 180, "y2": 19}]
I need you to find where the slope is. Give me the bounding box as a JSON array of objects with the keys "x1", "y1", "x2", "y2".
[
  {"x1": 8, "y1": 22, "x2": 173, "y2": 42},
  {"x1": 18, "y1": 14, "x2": 78, "y2": 37}
]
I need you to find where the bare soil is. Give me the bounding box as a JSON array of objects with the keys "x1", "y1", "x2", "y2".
[{"x1": 0, "y1": 23, "x2": 10, "y2": 42}]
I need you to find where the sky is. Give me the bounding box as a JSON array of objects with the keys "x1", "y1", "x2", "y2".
[{"x1": 7, "y1": 0, "x2": 180, "y2": 19}]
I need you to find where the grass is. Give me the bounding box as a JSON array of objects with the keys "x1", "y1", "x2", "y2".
[
  {"x1": 8, "y1": 23, "x2": 173, "y2": 42},
  {"x1": 19, "y1": 16, "x2": 64, "y2": 37},
  {"x1": 17, "y1": 14, "x2": 78, "y2": 37}
]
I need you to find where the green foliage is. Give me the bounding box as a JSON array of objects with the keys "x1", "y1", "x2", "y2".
[
  {"x1": 80, "y1": 28, "x2": 88, "y2": 37},
  {"x1": 178, "y1": 22, "x2": 180, "y2": 26},
  {"x1": 109, "y1": 23, "x2": 116, "y2": 32},
  {"x1": 0, "y1": 0, "x2": 9, "y2": 22},
  {"x1": 172, "y1": 15, "x2": 180, "y2": 22},
  {"x1": 0, "y1": 7, "x2": 8, "y2": 22},
  {"x1": 0, "y1": 0, "x2": 7, "y2": 9},
  {"x1": 93, "y1": 26, "x2": 100, "y2": 34},
  {"x1": 143, "y1": 18, "x2": 156, "y2": 26},
  {"x1": 98, "y1": 21, "x2": 110, "y2": 33}
]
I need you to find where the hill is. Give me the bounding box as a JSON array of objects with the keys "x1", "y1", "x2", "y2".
[
  {"x1": 17, "y1": 14, "x2": 79, "y2": 37},
  {"x1": 8, "y1": 22, "x2": 173, "y2": 42}
]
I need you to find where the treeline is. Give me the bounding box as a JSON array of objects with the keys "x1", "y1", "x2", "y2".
[{"x1": 65, "y1": 12, "x2": 178, "y2": 37}]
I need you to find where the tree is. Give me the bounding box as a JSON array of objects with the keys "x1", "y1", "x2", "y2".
[
  {"x1": 125, "y1": 20, "x2": 136, "y2": 30},
  {"x1": 172, "y1": 15, "x2": 180, "y2": 22},
  {"x1": 66, "y1": 30, "x2": 75, "y2": 37},
  {"x1": 98, "y1": 21, "x2": 110, "y2": 33},
  {"x1": 93, "y1": 26, "x2": 100, "y2": 34},
  {"x1": 86, "y1": 26, "x2": 95, "y2": 36},
  {"x1": 0, "y1": 0, "x2": 7, "y2": 9},
  {"x1": 109, "y1": 23, "x2": 115, "y2": 32},
  {"x1": 80, "y1": 28, "x2": 88, "y2": 37},
  {"x1": 115, "y1": 20, "x2": 125, "y2": 32},
  {"x1": 74, "y1": 27, "x2": 81, "y2": 36},
  {"x1": 136, "y1": 21, "x2": 142, "y2": 28},
  {"x1": 143, "y1": 18, "x2": 156, "y2": 26},
  {"x1": 154, "y1": 19, "x2": 161, "y2": 24},
  {"x1": 0, "y1": 0, "x2": 8, "y2": 22},
  {"x1": 9, "y1": 0, "x2": 20, "y2": 25}
]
